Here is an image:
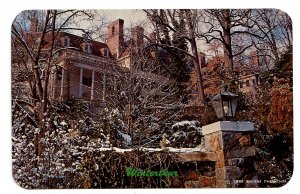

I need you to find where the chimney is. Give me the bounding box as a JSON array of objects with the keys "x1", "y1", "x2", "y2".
[
  {"x1": 131, "y1": 26, "x2": 144, "y2": 46},
  {"x1": 30, "y1": 17, "x2": 38, "y2": 33},
  {"x1": 107, "y1": 19, "x2": 124, "y2": 58},
  {"x1": 250, "y1": 50, "x2": 260, "y2": 66}
]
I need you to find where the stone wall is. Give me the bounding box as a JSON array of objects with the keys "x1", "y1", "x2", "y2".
[
  {"x1": 176, "y1": 152, "x2": 216, "y2": 188},
  {"x1": 178, "y1": 161, "x2": 216, "y2": 188},
  {"x1": 45, "y1": 120, "x2": 257, "y2": 188},
  {"x1": 202, "y1": 121, "x2": 257, "y2": 188},
  {"x1": 79, "y1": 149, "x2": 218, "y2": 188}
]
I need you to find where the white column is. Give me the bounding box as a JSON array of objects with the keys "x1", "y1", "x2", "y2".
[
  {"x1": 60, "y1": 68, "x2": 65, "y2": 99},
  {"x1": 79, "y1": 67, "x2": 83, "y2": 97},
  {"x1": 53, "y1": 70, "x2": 57, "y2": 99},
  {"x1": 91, "y1": 69, "x2": 95, "y2": 100}
]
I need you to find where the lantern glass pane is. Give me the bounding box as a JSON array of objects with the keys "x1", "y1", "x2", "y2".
[
  {"x1": 231, "y1": 98, "x2": 238, "y2": 117},
  {"x1": 212, "y1": 99, "x2": 224, "y2": 119},
  {"x1": 223, "y1": 100, "x2": 230, "y2": 116}
]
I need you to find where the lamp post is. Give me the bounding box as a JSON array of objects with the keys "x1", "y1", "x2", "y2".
[
  {"x1": 211, "y1": 85, "x2": 238, "y2": 120},
  {"x1": 202, "y1": 85, "x2": 256, "y2": 188}
]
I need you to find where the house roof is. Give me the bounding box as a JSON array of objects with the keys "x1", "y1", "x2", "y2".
[
  {"x1": 26, "y1": 31, "x2": 111, "y2": 58},
  {"x1": 59, "y1": 32, "x2": 110, "y2": 57}
]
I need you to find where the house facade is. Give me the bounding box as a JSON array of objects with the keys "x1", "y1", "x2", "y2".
[
  {"x1": 48, "y1": 19, "x2": 146, "y2": 102},
  {"x1": 16, "y1": 18, "x2": 268, "y2": 105}
]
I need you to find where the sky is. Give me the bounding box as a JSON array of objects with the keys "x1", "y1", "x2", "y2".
[
  {"x1": 105, "y1": 9, "x2": 147, "y2": 27},
  {"x1": 95, "y1": 10, "x2": 209, "y2": 53}
]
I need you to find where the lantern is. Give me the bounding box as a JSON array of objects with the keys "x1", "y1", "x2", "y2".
[{"x1": 212, "y1": 85, "x2": 238, "y2": 120}]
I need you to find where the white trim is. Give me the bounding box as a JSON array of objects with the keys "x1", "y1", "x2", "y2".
[
  {"x1": 52, "y1": 70, "x2": 57, "y2": 98},
  {"x1": 60, "y1": 68, "x2": 65, "y2": 98}
]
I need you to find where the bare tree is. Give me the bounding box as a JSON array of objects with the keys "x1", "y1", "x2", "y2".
[
  {"x1": 252, "y1": 9, "x2": 292, "y2": 62},
  {"x1": 196, "y1": 9, "x2": 264, "y2": 80},
  {"x1": 106, "y1": 44, "x2": 186, "y2": 145},
  {"x1": 144, "y1": 9, "x2": 205, "y2": 103},
  {"x1": 11, "y1": 10, "x2": 104, "y2": 124},
  {"x1": 278, "y1": 12, "x2": 292, "y2": 49},
  {"x1": 11, "y1": 10, "x2": 105, "y2": 155}
]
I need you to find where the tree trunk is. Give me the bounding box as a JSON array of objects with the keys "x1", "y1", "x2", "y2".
[
  {"x1": 185, "y1": 10, "x2": 205, "y2": 103},
  {"x1": 285, "y1": 13, "x2": 292, "y2": 48},
  {"x1": 222, "y1": 9, "x2": 234, "y2": 77},
  {"x1": 270, "y1": 30, "x2": 279, "y2": 60},
  {"x1": 265, "y1": 15, "x2": 279, "y2": 60},
  {"x1": 40, "y1": 10, "x2": 57, "y2": 130},
  {"x1": 190, "y1": 38, "x2": 205, "y2": 102}
]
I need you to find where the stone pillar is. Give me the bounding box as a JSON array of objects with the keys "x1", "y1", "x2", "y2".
[{"x1": 202, "y1": 121, "x2": 256, "y2": 188}]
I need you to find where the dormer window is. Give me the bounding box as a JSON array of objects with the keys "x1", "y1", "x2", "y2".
[
  {"x1": 61, "y1": 36, "x2": 70, "y2": 47},
  {"x1": 103, "y1": 48, "x2": 109, "y2": 57},
  {"x1": 34, "y1": 37, "x2": 47, "y2": 49},
  {"x1": 82, "y1": 42, "x2": 92, "y2": 54},
  {"x1": 246, "y1": 80, "x2": 250, "y2": 86},
  {"x1": 33, "y1": 38, "x2": 41, "y2": 49},
  {"x1": 56, "y1": 66, "x2": 62, "y2": 80}
]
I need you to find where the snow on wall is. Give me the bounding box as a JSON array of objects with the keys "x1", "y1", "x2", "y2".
[{"x1": 98, "y1": 146, "x2": 207, "y2": 153}]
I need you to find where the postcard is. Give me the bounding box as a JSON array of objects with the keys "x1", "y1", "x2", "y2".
[{"x1": 11, "y1": 9, "x2": 293, "y2": 188}]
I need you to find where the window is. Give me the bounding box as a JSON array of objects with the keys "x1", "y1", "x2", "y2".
[
  {"x1": 82, "y1": 43, "x2": 92, "y2": 54},
  {"x1": 246, "y1": 80, "x2": 250, "y2": 86},
  {"x1": 82, "y1": 77, "x2": 92, "y2": 87},
  {"x1": 103, "y1": 48, "x2": 109, "y2": 57},
  {"x1": 34, "y1": 37, "x2": 48, "y2": 49},
  {"x1": 34, "y1": 38, "x2": 42, "y2": 49},
  {"x1": 256, "y1": 75, "x2": 261, "y2": 84},
  {"x1": 61, "y1": 36, "x2": 70, "y2": 47},
  {"x1": 56, "y1": 67, "x2": 62, "y2": 80}
]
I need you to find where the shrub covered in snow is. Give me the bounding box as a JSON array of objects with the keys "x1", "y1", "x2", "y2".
[
  {"x1": 12, "y1": 98, "x2": 132, "y2": 188},
  {"x1": 169, "y1": 120, "x2": 203, "y2": 148}
]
